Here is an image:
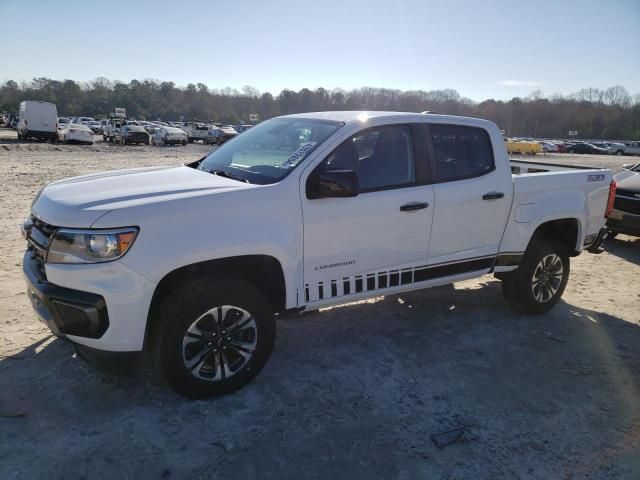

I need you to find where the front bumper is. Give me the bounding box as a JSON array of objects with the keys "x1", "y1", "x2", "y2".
[
  {"x1": 22, "y1": 251, "x2": 157, "y2": 352},
  {"x1": 23, "y1": 252, "x2": 109, "y2": 338}
]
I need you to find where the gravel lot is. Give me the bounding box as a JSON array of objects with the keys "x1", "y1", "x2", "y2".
[{"x1": 0, "y1": 129, "x2": 639, "y2": 479}]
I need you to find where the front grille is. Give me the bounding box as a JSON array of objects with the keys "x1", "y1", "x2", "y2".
[
  {"x1": 26, "y1": 215, "x2": 57, "y2": 271},
  {"x1": 614, "y1": 194, "x2": 640, "y2": 215}
]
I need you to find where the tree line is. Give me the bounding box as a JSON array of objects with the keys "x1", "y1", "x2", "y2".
[{"x1": 1, "y1": 78, "x2": 639, "y2": 140}]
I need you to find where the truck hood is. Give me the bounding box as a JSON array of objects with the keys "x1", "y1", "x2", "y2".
[{"x1": 32, "y1": 165, "x2": 253, "y2": 227}]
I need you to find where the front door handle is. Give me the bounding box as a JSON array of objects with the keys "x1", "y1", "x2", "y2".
[
  {"x1": 482, "y1": 192, "x2": 504, "y2": 200},
  {"x1": 400, "y1": 202, "x2": 429, "y2": 212}
]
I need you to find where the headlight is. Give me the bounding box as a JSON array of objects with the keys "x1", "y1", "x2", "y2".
[{"x1": 47, "y1": 228, "x2": 139, "y2": 264}]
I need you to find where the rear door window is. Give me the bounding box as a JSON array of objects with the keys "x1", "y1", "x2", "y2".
[{"x1": 430, "y1": 125, "x2": 495, "y2": 182}]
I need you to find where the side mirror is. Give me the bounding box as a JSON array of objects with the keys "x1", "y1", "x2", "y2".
[{"x1": 310, "y1": 169, "x2": 359, "y2": 199}]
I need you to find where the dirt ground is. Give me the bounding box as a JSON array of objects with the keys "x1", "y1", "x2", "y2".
[{"x1": 0, "y1": 128, "x2": 639, "y2": 479}]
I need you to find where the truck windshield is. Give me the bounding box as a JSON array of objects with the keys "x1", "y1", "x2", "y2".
[{"x1": 198, "y1": 118, "x2": 343, "y2": 184}]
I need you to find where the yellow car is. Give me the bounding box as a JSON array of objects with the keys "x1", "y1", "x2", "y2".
[{"x1": 505, "y1": 139, "x2": 541, "y2": 155}]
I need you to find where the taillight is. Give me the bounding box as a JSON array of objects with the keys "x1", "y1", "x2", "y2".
[{"x1": 605, "y1": 180, "x2": 616, "y2": 218}]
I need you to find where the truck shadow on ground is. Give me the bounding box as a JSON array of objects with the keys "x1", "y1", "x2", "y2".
[
  {"x1": 1, "y1": 279, "x2": 639, "y2": 478},
  {"x1": 605, "y1": 235, "x2": 640, "y2": 264}
]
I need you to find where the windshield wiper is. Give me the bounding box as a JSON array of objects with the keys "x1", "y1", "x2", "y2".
[{"x1": 207, "y1": 169, "x2": 250, "y2": 183}]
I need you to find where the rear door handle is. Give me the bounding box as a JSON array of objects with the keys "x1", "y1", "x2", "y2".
[
  {"x1": 482, "y1": 192, "x2": 504, "y2": 200},
  {"x1": 400, "y1": 202, "x2": 429, "y2": 212}
]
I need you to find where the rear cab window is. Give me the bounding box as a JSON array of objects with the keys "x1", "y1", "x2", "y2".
[{"x1": 429, "y1": 124, "x2": 495, "y2": 182}]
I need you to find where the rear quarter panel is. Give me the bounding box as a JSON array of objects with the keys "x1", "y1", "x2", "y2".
[{"x1": 501, "y1": 170, "x2": 612, "y2": 254}]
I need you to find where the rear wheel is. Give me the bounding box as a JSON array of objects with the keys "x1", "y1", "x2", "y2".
[
  {"x1": 616, "y1": 150, "x2": 623, "y2": 156},
  {"x1": 120, "y1": 136, "x2": 126, "y2": 145},
  {"x1": 150, "y1": 278, "x2": 276, "y2": 399},
  {"x1": 501, "y1": 235, "x2": 569, "y2": 315}
]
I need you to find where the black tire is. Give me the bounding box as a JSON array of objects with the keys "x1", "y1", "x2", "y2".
[
  {"x1": 615, "y1": 150, "x2": 623, "y2": 156},
  {"x1": 501, "y1": 235, "x2": 570, "y2": 315},
  {"x1": 181, "y1": 139, "x2": 186, "y2": 146},
  {"x1": 150, "y1": 278, "x2": 276, "y2": 399},
  {"x1": 103, "y1": 135, "x2": 107, "y2": 142}
]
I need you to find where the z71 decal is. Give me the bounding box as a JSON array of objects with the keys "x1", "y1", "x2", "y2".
[{"x1": 587, "y1": 174, "x2": 605, "y2": 182}]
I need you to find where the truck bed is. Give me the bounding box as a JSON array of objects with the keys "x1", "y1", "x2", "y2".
[{"x1": 510, "y1": 158, "x2": 605, "y2": 175}]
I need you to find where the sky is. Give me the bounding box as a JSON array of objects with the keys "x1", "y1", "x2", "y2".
[{"x1": 1, "y1": 0, "x2": 638, "y2": 101}]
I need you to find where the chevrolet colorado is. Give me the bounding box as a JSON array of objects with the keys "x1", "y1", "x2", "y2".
[{"x1": 22, "y1": 111, "x2": 615, "y2": 398}]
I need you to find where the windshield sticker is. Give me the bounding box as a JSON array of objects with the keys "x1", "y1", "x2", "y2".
[{"x1": 282, "y1": 142, "x2": 316, "y2": 168}]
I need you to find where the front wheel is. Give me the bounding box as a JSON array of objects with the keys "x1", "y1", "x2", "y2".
[
  {"x1": 150, "y1": 278, "x2": 276, "y2": 399},
  {"x1": 501, "y1": 236, "x2": 569, "y2": 315}
]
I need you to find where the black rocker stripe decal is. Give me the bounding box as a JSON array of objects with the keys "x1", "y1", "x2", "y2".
[{"x1": 309, "y1": 255, "x2": 506, "y2": 302}]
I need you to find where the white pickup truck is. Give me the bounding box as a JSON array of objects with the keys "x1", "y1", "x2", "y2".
[{"x1": 22, "y1": 111, "x2": 615, "y2": 398}]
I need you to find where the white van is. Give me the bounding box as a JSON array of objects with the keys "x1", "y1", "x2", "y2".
[{"x1": 17, "y1": 101, "x2": 58, "y2": 141}]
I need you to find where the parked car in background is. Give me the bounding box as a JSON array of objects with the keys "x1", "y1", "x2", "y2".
[
  {"x1": 88, "y1": 121, "x2": 102, "y2": 134},
  {"x1": 58, "y1": 122, "x2": 95, "y2": 144},
  {"x1": 17, "y1": 101, "x2": 58, "y2": 141},
  {"x1": 234, "y1": 124, "x2": 253, "y2": 134},
  {"x1": 150, "y1": 126, "x2": 188, "y2": 146},
  {"x1": 138, "y1": 121, "x2": 156, "y2": 134},
  {"x1": 566, "y1": 142, "x2": 609, "y2": 155},
  {"x1": 116, "y1": 122, "x2": 149, "y2": 145},
  {"x1": 204, "y1": 126, "x2": 224, "y2": 145},
  {"x1": 75, "y1": 116, "x2": 94, "y2": 126},
  {"x1": 57, "y1": 117, "x2": 70, "y2": 130},
  {"x1": 592, "y1": 142, "x2": 611, "y2": 152},
  {"x1": 539, "y1": 141, "x2": 559, "y2": 153},
  {"x1": 553, "y1": 142, "x2": 567, "y2": 153},
  {"x1": 220, "y1": 125, "x2": 238, "y2": 142},
  {"x1": 607, "y1": 164, "x2": 640, "y2": 237}
]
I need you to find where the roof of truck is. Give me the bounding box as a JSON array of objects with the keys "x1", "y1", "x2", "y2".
[{"x1": 280, "y1": 110, "x2": 494, "y2": 128}]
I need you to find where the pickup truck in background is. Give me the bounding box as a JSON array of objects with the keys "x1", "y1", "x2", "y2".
[
  {"x1": 103, "y1": 118, "x2": 149, "y2": 145},
  {"x1": 103, "y1": 117, "x2": 123, "y2": 142},
  {"x1": 610, "y1": 141, "x2": 640, "y2": 156},
  {"x1": 22, "y1": 111, "x2": 615, "y2": 398},
  {"x1": 181, "y1": 122, "x2": 210, "y2": 143}
]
